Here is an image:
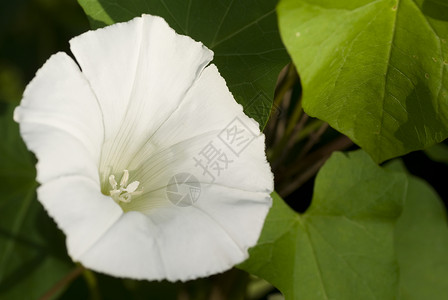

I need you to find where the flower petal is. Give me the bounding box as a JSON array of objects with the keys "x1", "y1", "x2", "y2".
[
  {"x1": 130, "y1": 64, "x2": 273, "y2": 193},
  {"x1": 69, "y1": 14, "x2": 214, "y2": 176},
  {"x1": 78, "y1": 188, "x2": 267, "y2": 282},
  {"x1": 84, "y1": 64, "x2": 272, "y2": 281},
  {"x1": 144, "y1": 186, "x2": 271, "y2": 281},
  {"x1": 38, "y1": 176, "x2": 122, "y2": 259},
  {"x1": 14, "y1": 52, "x2": 103, "y2": 183},
  {"x1": 16, "y1": 14, "x2": 273, "y2": 283},
  {"x1": 142, "y1": 64, "x2": 251, "y2": 146},
  {"x1": 77, "y1": 212, "x2": 166, "y2": 280},
  {"x1": 128, "y1": 131, "x2": 272, "y2": 201},
  {"x1": 17, "y1": 123, "x2": 100, "y2": 184}
]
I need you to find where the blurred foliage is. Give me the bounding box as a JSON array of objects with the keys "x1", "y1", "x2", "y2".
[
  {"x1": 0, "y1": 0, "x2": 90, "y2": 104},
  {"x1": 1, "y1": 1, "x2": 86, "y2": 299},
  {"x1": 424, "y1": 141, "x2": 448, "y2": 165}
]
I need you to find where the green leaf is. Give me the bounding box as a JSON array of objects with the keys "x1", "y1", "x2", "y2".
[
  {"x1": 424, "y1": 142, "x2": 448, "y2": 164},
  {"x1": 386, "y1": 161, "x2": 448, "y2": 300},
  {"x1": 239, "y1": 150, "x2": 406, "y2": 299},
  {"x1": 277, "y1": 0, "x2": 448, "y2": 162},
  {"x1": 77, "y1": 0, "x2": 289, "y2": 129},
  {"x1": 0, "y1": 103, "x2": 73, "y2": 300}
]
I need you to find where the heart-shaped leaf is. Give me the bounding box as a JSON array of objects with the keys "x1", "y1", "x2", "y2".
[
  {"x1": 387, "y1": 161, "x2": 448, "y2": 300},
  {"x1": 278, "y1": 0, "x2": 448, "y2": 162},
  {"x1": 240, "y1": 150, "x2": 406, "y2": 299}
]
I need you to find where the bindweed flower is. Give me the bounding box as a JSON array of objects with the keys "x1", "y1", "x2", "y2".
[{"x1": 14, "y1": 14, "x2": 273, "y2": 281}]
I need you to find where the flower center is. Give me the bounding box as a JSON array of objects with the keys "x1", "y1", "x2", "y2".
[{"x1": 109, "y1": 169, "x2": 142, "y2": 203}]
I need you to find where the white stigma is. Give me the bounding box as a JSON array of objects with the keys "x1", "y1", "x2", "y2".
[{"x1": 109, "y1": 170, "x2": 142, "y2": 203}]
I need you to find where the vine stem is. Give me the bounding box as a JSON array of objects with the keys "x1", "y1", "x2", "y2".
[
  {"x1": 292, "y1": 119, "x2": 325, "y2": 145},
  {"x1": 266, "y1": 64, "x2": 298, "y2": 147},
  {"x1": 278, "y1": 136, "x2": 353, "y2": 196},
  {"x1": 295, "y1": 122, "x2": 329, "y2": 162},
  {"x1": 39, "y1": 265, "x2": 84, "y2": 300},
  {"x1": 279, "y1": 156, "x2": 328, "y2": 197},
  {"x1": 83, "y1": 268, "x2": 101, "y2": 300},
  {"x1": 273, "y1": 64, "x2": 297, "y2": 109},
  {"x1": 268, "y1": 97, "x2": 304, "y2": 163}
]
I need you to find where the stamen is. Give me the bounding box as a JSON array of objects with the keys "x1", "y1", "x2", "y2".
[
  {"x1": 120, "y1": 169, "x2": 129, "y2": 187},
  {"x1": 109, "y1": 170, "x2": 142, "y2": 204},
  {"x1": 125, "y1": 181, "x2": 140, "y2": 193},
  {"x1": 109, "y1": 175, "x2": 117, "y2": 190}
]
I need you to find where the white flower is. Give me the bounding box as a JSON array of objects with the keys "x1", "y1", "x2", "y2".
[{"x1": 14, "y1": 14, "x2": 273, "y2": 281}]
